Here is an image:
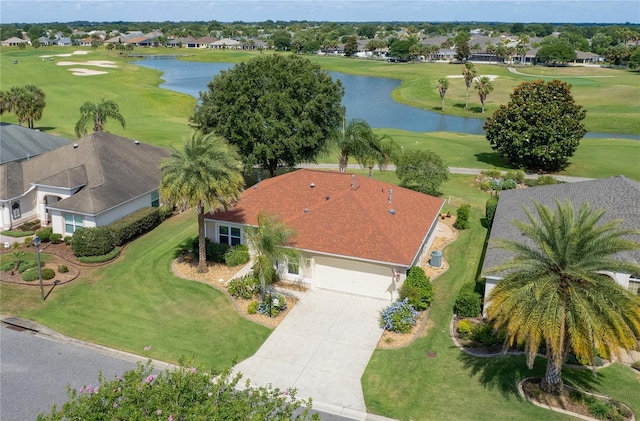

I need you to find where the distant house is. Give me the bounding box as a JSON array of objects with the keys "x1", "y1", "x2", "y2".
[
  {"x1": 481, "y1": 176, "x2": 640, "y2": 309},
  {"x1": 0, "y1": 132, "x2": 170, "y2": 236},
  {"x1": 1, "y1": 37, "x2": 28, "y2": 46},
  {"x1": 209, "y1": 38, "x2": 240, "y2": 49},
  {"x1": 204, "y1": 169, "x2": 444, "y2": 300}
]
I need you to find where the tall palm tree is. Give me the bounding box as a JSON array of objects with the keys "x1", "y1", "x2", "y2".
[
  {"x1": 474, "y1": 76, "x2": 494, "y2": 113},
  {"x1": 244, "y1": 212, "x2": 300, "y2": 299},
  {"x1": 353, "y1": 132, "x2": 399, "y2": 178},
  {"x1": 335, "y1": 118, "x2": 374, "y2": 173},
  {"x1": 160, "y1": 132, "x2": 244, "y2": 273},
  {"x1": 486, "y1": 200, "x2": 640, "y2": 394},
  {"x1": 74, "y1": 98, "x2": 126, "y2": 137},
  {"x1": 436, "y1": 78, "x2": 449, "y2": 111},
  {"x1": 462, "y1": 62, "x2": 478, "y2": 111}
]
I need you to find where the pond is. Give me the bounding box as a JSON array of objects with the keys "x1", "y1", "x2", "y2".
[{"x1": 134, "y1": 58, "x2": 637, "y2": 139}]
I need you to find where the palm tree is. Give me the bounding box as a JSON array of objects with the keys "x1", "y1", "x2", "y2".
[
  {"x1": 486, "y1": 200, "x2": 640, "y2": 394},
  {"x1": 474, "y1": 76, "x2": 494, "y2": 113},
  {"x1": 160, "y1": 132, "x2": 244, "y2": 273},
  {"x1": 74, "y1": 98, "x2": 126, "y2": 137},
  {"x1": 335, "y1": 118, "x2": 374, "y2": 173},
  {"x1": 244, "y1": 212, "x2": 300, "y2": 299},
  {"x1": 353, "y1": 132, "x2": 399, "y2": 178},
  {"x1": 436, "y1": 78, "x2": 449, "y2": 111},
  {"x1": 462, "y1": 62, "x2": 478, "y2": 111}
]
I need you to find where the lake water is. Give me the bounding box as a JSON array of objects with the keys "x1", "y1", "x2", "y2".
[{"x1": 134, "y1": 58, "x2": 637, "y2": 140}]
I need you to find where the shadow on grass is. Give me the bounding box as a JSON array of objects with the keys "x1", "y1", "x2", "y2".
[
  {"x1": 457, "y1": 352, "x2": 602, "y2": 400},
  {"x1": 474, "y1": 152, "x2": 510, "y2": 168},
  {"x1": 453, "y1": 103, "x2": 483, "y2": 113}
]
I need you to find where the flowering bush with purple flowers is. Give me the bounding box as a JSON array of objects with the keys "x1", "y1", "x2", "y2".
[
  {"x1": 37, "y1": 359, "x2": 317, "y2": 420},
  {"x1": 379, "y1": 298, "x2": 419, "y2": 333}
]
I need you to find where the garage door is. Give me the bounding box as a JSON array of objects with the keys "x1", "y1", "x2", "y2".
[{"x1": 314, "y1": 255, "x2": 397, "y2": 300}]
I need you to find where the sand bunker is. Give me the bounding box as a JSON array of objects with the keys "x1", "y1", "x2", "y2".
[
  {"x1": 40, "y1": 50, "x2": 91, "y2": 58},
  {"x1": 67, "y1": 68, "x2": 109, "y2": 76},
  {"x1": 57, "y1": 60, "x2": 118, "y2": 68},
  {"x1": 447, "y1": 74, "x2": 499, "y2": 81}
]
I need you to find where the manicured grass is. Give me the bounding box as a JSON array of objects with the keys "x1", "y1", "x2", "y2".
[
  {"x1": 1, "y1": 210, "x2": 271, "y2": 370},
  {"x1": 361, "y1": 174, "x2": 640, "y2": 420}
]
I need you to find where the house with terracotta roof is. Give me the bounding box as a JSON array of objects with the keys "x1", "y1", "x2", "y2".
[
  {"x1": 0, "y1": 132, "x2": 170, "y2": 236},
  {"x1": 204, "y1": 169, "x2": 444, "y2": 300},
  {"x1": 481, "y1": 176, "x2": 640, "y2": 310}
]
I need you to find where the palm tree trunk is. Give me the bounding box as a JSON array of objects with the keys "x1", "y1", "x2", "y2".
[
  {"x1": 465, "y1": 87, "x2": 469, "y2": 110},
  {"x1": 541, "y1": 354, "x2": 564, "y2": 394},
  {"x1": 441, "y1": 98, "x2": 445, "y2": 111},
  {"x1": 339, "y1": 155, "x2": 348, "y2": 173},
  {"x1": 196, "y1": 205, "x2": 208, "y2": 273}
]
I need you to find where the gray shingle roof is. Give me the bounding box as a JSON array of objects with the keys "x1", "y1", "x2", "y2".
[
  {"x1": 0, "y1": 123, "x2": 70, "y2": 164},
  {"x1": 482, "y1": 176, "x2": 640, "y2": 276},
  {"x1": 0, "y1": 132, "x2": 170, "y2": 215}
]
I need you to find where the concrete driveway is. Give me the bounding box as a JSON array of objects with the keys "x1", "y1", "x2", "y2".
[{"x1": 233, "y1": 289, "x2": 389, "y2": 420}]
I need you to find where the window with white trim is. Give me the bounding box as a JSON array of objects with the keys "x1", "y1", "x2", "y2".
[
  {"x1": 64, "y1": 214, "x2": 83, "y2": 234},
  {"x1": 151, "y1": 190, "x2": 160, "y2": 208},
  {"x1": 218, "y1": 225, "x2": 241, "y2": 246},
  {"x1": 287, "y1": 259, "x2": 299, "y2": 275}
]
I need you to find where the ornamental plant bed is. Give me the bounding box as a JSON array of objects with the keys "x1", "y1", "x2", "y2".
[
  {"x1": 454, "y1": 317, "x2": 507, "y2": 355},
  {"x1": 0, "y1": 254, "x2": 80, "y2": 285},
  {"x1": 522, "y1": 377, "x2": 634, "y2": 421}
]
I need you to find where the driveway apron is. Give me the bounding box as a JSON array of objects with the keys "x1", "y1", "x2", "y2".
[{"x1": 233, "y1": 289, "x2": 388, "y2": 419}]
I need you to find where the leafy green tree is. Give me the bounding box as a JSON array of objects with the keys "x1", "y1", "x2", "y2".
[
  {"x1": 344, "y1": 36, "x2": 358, "y2": 57},
  {"x1": 366, "y1": 39, "x2": 386, "y2": 54},
  {"x1": 484, "y1": 79, "x2": 586, "y2": 172},
  {"x1": 31, "y1": 39, "x2": 41, "y2": 50},
  {"x1": 37, "y1": 361, "x2": 315, "y2": 420},
  {"x1": 462, "y1": 62, "x2": 478, "y2": 111},
  {"x1": 629, "y1": 46, "x2": 640, "y2": 69},
  {"x1": 436, "y1": 78, "x2": 449, "y2": 111},
  {"x1": 590, "y1": 32, "x2": 613, "y2": 54},
  {"x1": 454, "y1": 30, "x2": 471, "y2": 60},
  {"x1": 160, "y1": 132, "x2": 244, "y2": 273},
  {"x1": 357, "y1": 24, "x2": 377, "y2": 38},
  {"x1": 536, "y1": 38, "x2": 576, "y2": 64},
  {"x1": 191, "y1": 55, "x2": 344, "y2": 177},
  {"x1": 603, "y1": 44, "x2": 631, "y2": 65},
  {"x1": 474, "y1": 76, "x2": 494, "y2": 113},
  {"x1": 486, "y1": 200, "x2": 640, "y2": 394},
  {"x1": 271, "y1": 29, "x2": 292, "y2": 50},
  {"x1": 388, "y1": 38, "x2": 416, "y2": 60},
  {"x1": 396, "y1": 149, "x2": 449, "y2": 196},
  {"x1": 334, "y1": 118, "x2": 374, "y2": 173},
  {"x1": 244, "y1": 212, "x2": 300, "y2": 299},
  {"x1": 74, "y1": 98, "x2": 126, "y2": 137}
]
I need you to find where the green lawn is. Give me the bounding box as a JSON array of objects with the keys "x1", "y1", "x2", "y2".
[
  {"x1": 1, "y1": 210, "x2": 271, "y2": 370},
  {"x1": 362, "y1": 174, "x2": 640, "y2": 420}
]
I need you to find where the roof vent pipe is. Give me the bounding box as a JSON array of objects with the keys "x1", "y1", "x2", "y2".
[
  {"x1": 388, "y1": 188, "x2": 393, "y2": 204},
  {"x1": 351, "y1": 174, "x2": 355, "y2": 188},
  {"x1": 134, "y1": 140, "x2": 140, "y2": 145},
  {"x1": 73, "y1": 143, "x2": 78, "y2": 149}
]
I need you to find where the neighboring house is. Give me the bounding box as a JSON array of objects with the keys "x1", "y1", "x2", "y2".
[
  {"x1": 209, "y1": 38, "x2": 241, "y2": 49},
  {"x1": 204, "y1": 169, "x2": 444, "y2": 300},
  {"x1": 481, "y1": 176, "x2": 640, "y2": 309},
  {"x1": 2, "y1": 37, "x2": 28, "y2": 46},
  {"x1": 0, "y1": 123, "x2": 70, "y2": 165},
  {"x1": 0, "y1": 132, "x2": 170, "y2": 236}
]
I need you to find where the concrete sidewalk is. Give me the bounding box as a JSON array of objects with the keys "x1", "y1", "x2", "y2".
[{"x1": 233, "y1": 289, "x2": 391, "y2": 421}]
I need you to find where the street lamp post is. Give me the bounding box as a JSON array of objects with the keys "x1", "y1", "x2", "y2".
[{"x1": 33, "y1": 236, "x2": 44, "y2": 301}]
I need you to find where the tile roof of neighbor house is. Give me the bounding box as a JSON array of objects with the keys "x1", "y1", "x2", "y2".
[
  {"x1": 0, "y1": 132, "x2": 170, "y2": 215},
  {"x1": 0, "y1": 123, "x2": 70, "y2": 164},
  {"x1": 205, "y1": 169, "x2": 445, "y2": 266},
  {"x1": 481, "y1": 176, "x2": 640, "y2": 276}
]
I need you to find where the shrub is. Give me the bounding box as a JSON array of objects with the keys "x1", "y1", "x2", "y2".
[
  {"x1": 227, "y1": 275, "x2": 260, "y2": 299},
  {"x1": 71, "y1": 227, "x2": 114, "y2": 257},
  {"x1": 379, "y1": 298, "x2": 419, "y2": 333},
  {"x1": 50, "y1": 233, "x2": 63, "y2": 244},
  {"x1": 481, "y1": 169, "x2": 503, "y2": 179},
  {"x1": 22, "y1": 268, "x2": 39, "y2": 281},
  {"x1": 504, "y1": 169, "x2": 525, "y2": 184},
  {"x1": 58, "y1": 265, "x2": 69, "y2": 273},
  {"x1": 187, "y1": 237, "x2": 231, "y2": 264},
  {"x1": 41, "y1": 268, "x2": 55, "y2": 280},
  {"x1": 485, "y1": 196, "x2": 498, "y2": 227},
  {"x1": 536, "y1": 175, "x2": 558, "y2": 186},
  {"x1": 77, "y1": 248, "x2": 120, "y2": 263},
  {"x1": 478, "y1": 180, "x2": 492, "y2": 191},
  {"x1": 456, "y1": 203, "x2": 471, "y2": 229},
  {"x1": 501, "y1": 178, "x2": 517, "y2": 190},
  {"x1": 108, "y1": 207, "x2": 162, "y2": 246},
  {"x1": 632, "y1": 360, "x2": 640, "y2": 371},
  {"x1": 471, "y1": 323, "x2": 505, "y2": 347},
  {"x1": 399, "y1": 266, "x2": 434, "y2": 311},
  {"x1": 224, "y1": 245, "x2": 250, "y2": 267},
  {"x1": 588, "y1": 400, "x2": 612, "y2": 419},
  {"x1": 12, "y1": 241, "x2": 20, "y2": 249},
  {"x1": 457, "y1": 319, "x2": 473, "y2": 338},
  {"x1": 24, "y1": 237, "x2": 33, "y2": 246},
  {"x1": 247, "y1": 301, "x2": 259, "y2": 314},
  {"x1": 64, "y1": 236, "x2": 73, "y2": 245},
  {"x1": 36, "y1": 227, "x2": 53, "y2": 242},
  {"x1": 454, "y1": 283, "x2": 482, "y2": 317},
  {"x1": 17, "y1": 260, "x2": 37, "y2": 273},
  {"x1": 1, "y1": 261, "x2": 15, "y2": 271},
  {"x1": 1, "y1": 229, "x2": 35, "y2": 237}
]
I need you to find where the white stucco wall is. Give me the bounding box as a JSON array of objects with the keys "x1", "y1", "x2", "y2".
[{"x1": 95, "y1": 192, "x2": 155, "y2": 227}]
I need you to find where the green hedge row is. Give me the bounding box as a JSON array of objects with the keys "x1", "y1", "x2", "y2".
[{"x1": 108, "y1": 207, "x2": 163, "y2": 246}]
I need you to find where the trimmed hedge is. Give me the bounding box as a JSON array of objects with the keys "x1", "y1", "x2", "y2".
[
  {"x1": 108, "y1": 207, "x2": 162, "y2": 246},
  {"x1": 454, "y1": 283, "x2": 482, "y2": 317},
  {"x1": 399, "y1": 266, "x2": 434, "y2": 311},
  {"x1": 456, "y1": 203, "x2": 471, "y2": 230},
  {"x1": 485, "y1": 196, "x2": 498, "y2": 227},
  {"x1": 187, "y1": 236, "x2": 230, "y2": 264},
  {"x1": 36, "y1": 227, "x2": 53, "y2": 242},
  {"x1": 1, "y1": 230, "x2": 34, "y2": 237},
  {"x1": 71, "y1": 227, "x2": 115, "y2": 257},
  {"x1": 22, "y1": 267, "x2": 54, "y2": 281},
  {"x1": 77, "y1": 247, "x2": 120, "y2": 263}
]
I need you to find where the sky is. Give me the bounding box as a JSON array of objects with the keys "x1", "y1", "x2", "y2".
[{"x1": 1, "y1": 0, "x2": 638, "y2": 24}]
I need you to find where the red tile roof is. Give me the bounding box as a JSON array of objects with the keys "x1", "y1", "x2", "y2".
[{"x1": 205, "y1": 169, "x2": 444, "y2": 266}]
